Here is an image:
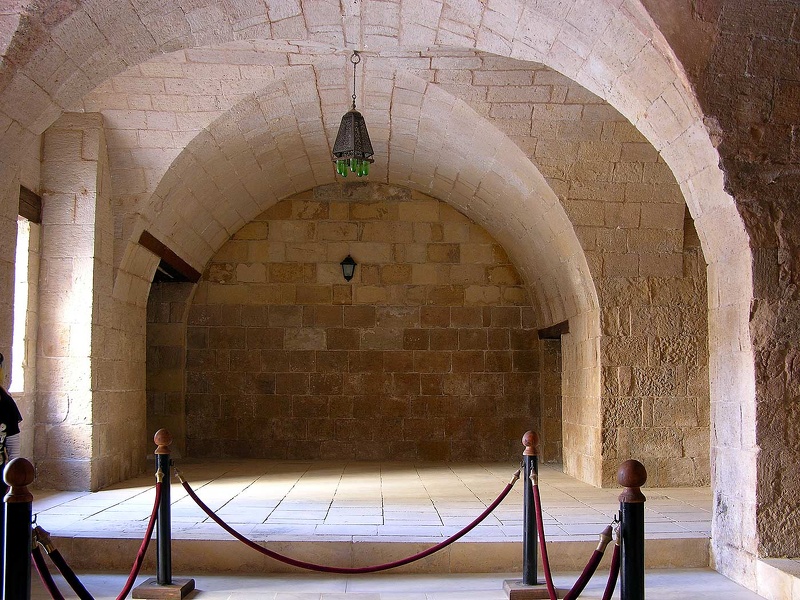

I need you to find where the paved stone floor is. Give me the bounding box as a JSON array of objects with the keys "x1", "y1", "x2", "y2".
[
  {"x1": 32, "y1": 461, "x2": 712, "y2": 543},
  {"x1": 29, "y1": 569, "x2": 766, "y2": 599},
  {"x1": 25, "y1": 461, "x2": 767, "y2": 598}
]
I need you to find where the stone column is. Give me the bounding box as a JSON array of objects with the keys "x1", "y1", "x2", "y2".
[
  {"x1": 0, "y1": 162, "x2": 20, "y2": 362},
  {"x1": 561, "y1": 310, "x2": 603, "y2": 485},
  {"x1": 36, "y1": 113, "x2": 115, "y2": 490}
]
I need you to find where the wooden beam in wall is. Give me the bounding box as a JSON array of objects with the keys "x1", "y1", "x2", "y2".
[
  {"x1": 138, "y1": 230, "x2": 201, "y2": 283},
  {"x1": 19, "y1": 186, "x2": 41, "y2": 223},
  {"x1": 538, "y1": 320, "x2": 569, "y2": 340}
]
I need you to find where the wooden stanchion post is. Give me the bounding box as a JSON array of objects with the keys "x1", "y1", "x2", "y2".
[
  {"x1": 133, "y1": 429, "x2": 195, "y2": 599},
  {"x1": 618, "y1": 460, "x2": 647, "y2": 600},
  {"x1": 3, "y1": 457, "x2": 34, "y2": 600}
]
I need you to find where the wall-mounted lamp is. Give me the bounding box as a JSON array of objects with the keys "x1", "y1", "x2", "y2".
[{"x1": 340, "y1": 255, "x2": 357, "y2": 281}]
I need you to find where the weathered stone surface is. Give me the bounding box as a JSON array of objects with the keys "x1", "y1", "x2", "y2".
[
  {"x1": 183, "y1": 185, "x2": 537, "y2": 461},
  {"x1": 7, "y1": 5, "x2": 794, "y2": 590}
]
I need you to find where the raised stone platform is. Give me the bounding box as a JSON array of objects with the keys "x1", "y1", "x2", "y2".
[{"x1": 31, "y1": 461, "x2": 712, "y2": 573}]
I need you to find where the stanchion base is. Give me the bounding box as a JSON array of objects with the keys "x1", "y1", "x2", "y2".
[
  {"x1": 503, "y1": 579, "x2": 567, "y2": 599},
  {"x1": 132, "y1": 577, "x2": 196, "y2": 599}
]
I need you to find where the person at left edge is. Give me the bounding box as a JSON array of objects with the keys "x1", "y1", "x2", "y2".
[{"x1": 0, "y1": 352, "x2": 23, "y2": 464}]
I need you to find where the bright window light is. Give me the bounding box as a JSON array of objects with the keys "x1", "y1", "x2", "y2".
[{"x1": 10, "y1": 216, "x2": 31, "y2": 393}]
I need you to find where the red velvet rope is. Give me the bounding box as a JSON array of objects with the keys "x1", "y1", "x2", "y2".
[
  {"x1": 115, "y1": 480, "x2": 162, "y2": 600},
  {"x1": 532, "y1": 475, "x2": 616, "y2": 600},
  {"x1": 602, "y1": 542, "x2": 621, "y2": 600},
  {"x1": 562, "y1": 546, "x2": 605, "y2": 600},
  {"x1": 36, "y1": 481, "x2": 163, "y2": 600},
  {"x1": 531, "y1": 478, "x2": 558, "y2": 599},
  {"x1": 32, "y1": 545, "x2": 66, "y2": 600},
  {"x1": 47, "y1": 550, "x2": 94, "y2": 599},
  {"x1": 178, "y1": 469, "x2": 519, "y2": 574}
]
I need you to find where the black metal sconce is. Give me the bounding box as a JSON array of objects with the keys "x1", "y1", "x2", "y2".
[{"x1": 340, "y1": 255, "x2": 357, "y2": 281}]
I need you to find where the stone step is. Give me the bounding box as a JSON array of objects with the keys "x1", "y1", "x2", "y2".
[
  {"x1": 756, "y1": 559, "x2": 800, "y2": 600},
  {"x1": 48, "y1": 536, "x2": 709, "y2": 574}
]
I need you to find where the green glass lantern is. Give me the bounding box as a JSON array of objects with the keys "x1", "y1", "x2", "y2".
[{"x1": 332, "y1": 52, "x2": 374, "y2": 178}]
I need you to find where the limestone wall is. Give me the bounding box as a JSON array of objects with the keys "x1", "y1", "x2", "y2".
[
  {"x1": 642, "y1": 0, "x2": 800, "y2": 567},
  {"x1": 184, "y1": 184, "x2": 539, "y2": 461},
  {"x1": 698, "y1": 2, "x2": 800, "y2": 563},
  {"x1": 561, "y1": 312, "x2": 602, "y2": 484},
  {"x1": 432, "y1": 58, "x2": 710, "y2": 486},
  {"x1": 36, "y1": 114, "x2": 147, "y2": 490},
  {"x1": 599, "y1": 216, "x2": 709, "y2": 486},
  {"x1": 539, "y1": 338, "x2": 563, "y2": 463},
  {"x1": 147, "y1": 281, "x2": 194, "y2": 457}
]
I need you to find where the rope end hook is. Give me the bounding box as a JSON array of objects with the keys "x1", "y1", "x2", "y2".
[
  {"x1": 33, "y1": 525, "x2": 56, "y2": 554},
  {"x1": 528, "y1": 468, "x2": 539, "y2": 486},
  {"x1": 596, "y1": 524, "x2": 614, "y2": 552},
  {"x1": 173, "y1": 466, "x2": 186, "y2": 484}
]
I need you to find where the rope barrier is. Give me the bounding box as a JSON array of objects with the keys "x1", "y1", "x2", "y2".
[
  {"x1": 44, "y1": 544, "x2": 95, "y2": 600},
  {"x1": 116, "y1": 479, "x2": 163, "y2": 599},
  {"x1": 531, "y1": 470, "x2": 558, "y2": 599},
  {"x1": 602, "y1": 536, "x2": 621, "y2": 600},
  {"x1": 32, "y1": 545, "x2": 65, "y2": 600},
  {"x1": 175, "y1": 466, "x2": 520, "y2": 574},
  {"x1": 32, "y1": 480, "x2": 163, "y2": 600},
  {"x1": 562, "y1": 525, "x2": 613, "y2": 600},
  {"x1": 530, "y1": 470, "x2": 616, "y2": 600},
  {"x1": 25, "y1": 443, "x2": 630, "y2": 600}
]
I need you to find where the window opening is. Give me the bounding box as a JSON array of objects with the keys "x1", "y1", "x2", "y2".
[{"x1": 10, "y1": 216, "x2": 32, "y2": 393}]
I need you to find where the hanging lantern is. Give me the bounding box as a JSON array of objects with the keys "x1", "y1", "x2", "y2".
[{"x1": 332, "y1": 51, "x2": 374, "y2": 177}]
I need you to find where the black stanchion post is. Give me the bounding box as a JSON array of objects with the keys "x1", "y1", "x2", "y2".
[
  {"x1": 522, "y1": 430, "x2": 539, "y2": 586},
  {"x1": 618, "y1": 460, "x2": 647, "y2": 600},
  {"x1": 3, "y1": 457, "x2": 35, "y2": 600},
  {"x1": 0, "y1": 467, "x2": 5, "y2": 586},
  {"x1": 133, "y1": 429, "x2": 195, "y2": 599},
  {"x1": 504, "y1": 431, "x2": 552, "y2": 599},
  {"x1": 155, "y1": 429, "x2": 173, "y2": 585}
]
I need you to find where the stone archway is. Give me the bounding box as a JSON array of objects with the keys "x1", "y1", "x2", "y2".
[
  {"x1": 142, "y1": 74, "x2": 603, "y2": 481},
  {"x1": 0, "y1": 0, "x2": 759, "y2": 587}
]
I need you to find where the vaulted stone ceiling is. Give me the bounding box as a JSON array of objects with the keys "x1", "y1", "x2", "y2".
[
  {"x1": 99, "y1": 48, "x2": 600, "y2": 322},
  {"x1": 0, "y1": 0, "x2": 743, "y2": 326}
]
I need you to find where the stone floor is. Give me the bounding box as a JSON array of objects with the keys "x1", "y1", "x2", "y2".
[
  {"x1": 23, "y1": 460, "x2": 713, "y2": 579},
  {"x1": 29, "y1": 569, "x2": 767, "y2": 599},
  {"x1": 27, "y1": 460, "x2": 799, "y2": 598},
  {"x1": 31, "y1": 461, "x2": 712, "y2": 544}
]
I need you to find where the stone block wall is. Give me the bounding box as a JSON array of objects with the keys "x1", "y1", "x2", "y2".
[
  {"x1": 599, "y1": 215, "x2": 709, "y2": 486},
  {"x1": 147, "y1": 281, "x2": 194, "y2": 457},
  {"x1": 36, "y1": 113, "x2": 147, "y2": 490},
  {"x1": 432, "y1": 57, "x2": 709, "y2": 486},
  {"x1": 561, "y1": 312, "x2": 602, "y2": 484},
  {"x1": 539, "y1": 337, "x2": 563, "y2": 463},
  {"x1": 147, "y1": 282, "x2": 194, "y2": 456},
  {"x1": 184, "y1": 183, "x2": 539, "y2": 461}
]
